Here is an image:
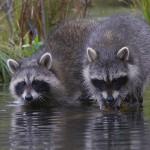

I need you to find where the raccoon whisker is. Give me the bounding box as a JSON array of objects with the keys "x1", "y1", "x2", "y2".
[
  {"x1": 40, "y1": 97, "x2": 46, "y2": 103},
  {"x1": 38, "y1": 98, "x2": 43, "y2": 103},
  {"x1": 113, "y1": 99, "x2": 122, "y2": 108},
  {"x1": 43, "y1": 94, "x2": 57, "y2": 105},
  {"x1": 38, "y1": 95, "x2": 50, "y2": 106},
  {"x1": 43, "y1": 93, "x2": 53, "y2": 102},
  {"x1": 19, "y1": 98, "x2": 23, "y2": 102},
  {"x1": 42, "y1": 95, "x2": 48, "y2": 100},
  {"x1": 36, "y1": 96, "x2": 44, "y2": 106},
  {"x1": 37, "y1": 96, "x2": 45, "y2": 104},
  {"x1": 17, "y1": 98, "x2": 25, "y2": 105},
  {"x1": 21, "y1": 97, "x2": 29, "y2": 104}
]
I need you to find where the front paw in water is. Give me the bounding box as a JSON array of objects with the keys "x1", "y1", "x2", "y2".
[
  {"x1": 124, "y1": 95, "x2": 143, "y2": 108},
  {"x1": 125, "y1": 101, "x2": 143, "y2": 108}
]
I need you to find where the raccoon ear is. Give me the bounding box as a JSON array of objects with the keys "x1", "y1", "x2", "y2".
[
  {"x1": 7, "y1": 59, "x2": 19, "y2": 74},
  {"x1": 117, "y1": 47, "x2": 129, "y2": 61},
  {"x1": 39, "y1": 52, "x2": 52, "y2": 69},
  {"x1": 87, "y1": 47, "x2": 97, "y2": 62}
]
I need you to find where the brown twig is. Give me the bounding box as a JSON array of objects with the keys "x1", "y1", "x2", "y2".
[{"x1": 40, "y1": 0, "x2": 47, "y2": 40}]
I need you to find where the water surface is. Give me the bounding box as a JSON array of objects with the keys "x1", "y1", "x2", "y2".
[{"x1": 0, "y1": 84, "x2": 150, "y2": 150}]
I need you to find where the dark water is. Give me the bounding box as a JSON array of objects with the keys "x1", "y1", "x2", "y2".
[{"x1": 1, "y1": 85, "x2": 150, "y2": 150}]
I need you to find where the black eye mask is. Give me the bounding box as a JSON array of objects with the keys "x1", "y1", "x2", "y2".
[
  {"x1": 91, "y1": 79, "x2": 106, "y2": 91},
  {"x1": 112, "y1": 76, "x2": 128, "y2": 90},
  {"x1": 91, "y1": 76, "x2": 128, "y2": 91},
  {"x1": 32, "y1": 80, "x2": 50, "y2": 93},
  {"x1": 15, "y1": 81, "x2": 26, "y2": 96}
]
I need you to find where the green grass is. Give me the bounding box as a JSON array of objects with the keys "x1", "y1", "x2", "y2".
[
  {"x1": 131, "y1": 0, "x2": 150, "y2": 24},
  {"x1": 0, "y1": 35, "x2": 44, "y2": 83},
  {"x1": 0, "y1": 0, "x2": 82, "y2": 83},
  {"x1": 88, "y1": 5, "x2": 133, "y2": 17},
  {"x1": 22, "y1": 36, "x2": 44, "y2": 57},
  {"x1": 0, "y1": 51, "x2": 10, "y2": 83},
  {"x1": 141, "y1": 0, "x2": 150, "y2": 24},
  {"x1": 0, "y1": 42, "x2": 23, "y2": 82}
]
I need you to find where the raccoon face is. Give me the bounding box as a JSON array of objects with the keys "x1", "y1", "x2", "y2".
[
  {"x1": 14, "y1": 77, "x2": 50, "y2": 102},
  {"x1": 84, "y1": 47, "x2": 132, "y2": 109},
  {"x1": 7, "y1": 53, "x2": 57, "y2": 104}
]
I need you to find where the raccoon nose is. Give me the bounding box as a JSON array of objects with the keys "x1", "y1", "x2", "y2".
[
  {"x1": 25, "y1": 94, "x2": 33, "y2": 101},
  {"x1": 107, "y1": 96, "x2": 114, "y2": 103}
]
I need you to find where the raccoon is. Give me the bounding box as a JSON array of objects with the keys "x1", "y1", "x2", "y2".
[
  {"x1": 7, "y1": 53, "x2": 69, "y2": 106},
  {"x1": 7, "y1": 18, "x2": 98, "y2": 106},
  {"x1": 83, "y1": 15, "x2": 150, "y2": 109}
]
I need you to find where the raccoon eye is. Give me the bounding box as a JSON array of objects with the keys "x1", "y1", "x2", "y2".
[
  {"x1": 15, "y1": 81, "x2": 26, "y2": 96},
  {"x1": 112, "y1": 76, "x2": 128, "y2": 90},
  {"x1": 32, "y1": 80, "x2": 50, "y2": 93},
  {"x1": 20, "y1": 81, "x2": 26, "y2": 86},
  {"x1": 32, "y1": 80, "x2": 39, "y2": 85},
  {"x1": 91, "y1": 78, "x2": 105, "y2": 91}
]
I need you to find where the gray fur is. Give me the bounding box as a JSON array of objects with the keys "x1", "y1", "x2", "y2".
[
  {"x1": 43, "y1": 18, "x2": 99, "y2": 101},
  {"x1": 83, "y1": 14, "x2": 150, "y2": 109}
]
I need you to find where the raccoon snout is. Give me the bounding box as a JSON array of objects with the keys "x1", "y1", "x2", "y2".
[
  {"x1": 106, "y1": 96, "x2": 114, "y2": 104},
  {"x1": 25, "y1": 94, "x2": 33, "y2": 101}
]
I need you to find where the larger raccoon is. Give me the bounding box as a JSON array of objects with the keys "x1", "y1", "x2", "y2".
[
  {"x1": 83, "y1": 15, "x2": 150, "y2": 109},
  {"x1": 7, "y1": 18, "x2": 98, "y2": 106}
]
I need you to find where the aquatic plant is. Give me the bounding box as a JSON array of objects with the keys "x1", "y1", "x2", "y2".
[
  {"x1": 130, "y1": 0, "x2": 150, "y2": 24},
  {"x1": 0, "y1": 35, "x2": 45, "y2": 83},
  {"x1": 22, "y1": 36, "x2": 44, "y2": 57},
  {"x1": 0, "y1": 42, "x2": 23, "y2": 83}
]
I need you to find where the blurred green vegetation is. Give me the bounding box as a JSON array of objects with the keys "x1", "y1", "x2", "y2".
[
  {"x1": 0, "y1": 0, "x2": 90, "y2": 82},
  {"x1": 131, "y1": 0, "x2": 150, "y2": 24},
  {"x1": 0, "y1": 0, "x2": 150, "y2": 82}
]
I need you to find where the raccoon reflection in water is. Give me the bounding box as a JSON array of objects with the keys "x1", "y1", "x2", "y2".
[{"x1": 83, "y1": 14, "x2": 150, "y2": 109}]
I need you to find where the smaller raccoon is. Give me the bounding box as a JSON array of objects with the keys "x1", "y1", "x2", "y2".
[
  {"x1": 7, "y1": 53, "x2": 68, "y2": 106},
  {"x1": 83, "y1": 14, "x2": 150, "y2": 109}
]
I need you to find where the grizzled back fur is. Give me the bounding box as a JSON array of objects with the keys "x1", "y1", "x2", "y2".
[
  {"x1": 38, "y1": 18, "x2": 99, "y2": 101},
  {"x1": 83, "y1": 14, "x2": 150, "y2": 109}
]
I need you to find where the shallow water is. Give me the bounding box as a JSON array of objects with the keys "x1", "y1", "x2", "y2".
[{"x1": 1, "y1": 84, "x2": 150, "y2": 150}]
